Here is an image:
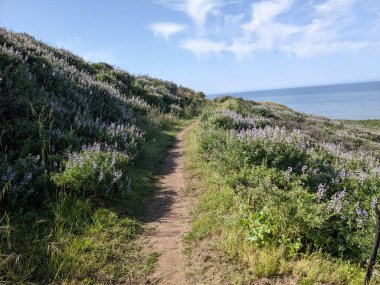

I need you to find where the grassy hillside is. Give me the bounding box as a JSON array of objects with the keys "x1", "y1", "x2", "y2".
[
  {"x1": 0, "y1": 28, "x2": 204, "y2": 284},
  {"x1": 184, "y1": 97, "x2": 380, "y2": 284},
  {"x1": 344, "y1": 120, "x2": 380, "y2": 132}
]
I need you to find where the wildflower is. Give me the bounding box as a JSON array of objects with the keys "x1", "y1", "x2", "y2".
[
  {"x1": 24, "y1": 172, "x2": 32, "y2": 183},
  {"x1": 317, "y1": 183, "x2": 327, "y2": 202},
  {"x1": 285, "y1": 167, "x2": 292, "y2": 181},
  {"x1": 371, "y1": 197, "x2": 378, "y2": 210},
  {"x1": 111, "y1": 152, "x2": 117, "y2": 166},
  {"x1": 327, "y1": 190, "x2": 347, "y2": 214},
  {"x1": 98, "y1": 169, "x2": 104, "y2": 182},
  {"x1": 112, "y1": 170, "x2": 122, "y2": 183},
  {"x1": 355, "y1": 206, "x2": 369, "y2": 226},
  {"x1": 302, "y1": 165, "x2": 308, "y2": 173},
  {"x1": 356, "y1": 169, "x2": 366, "y2": 185},
  {"x1": 1, "y1": 167, "x2": 16, "y2": 181}
]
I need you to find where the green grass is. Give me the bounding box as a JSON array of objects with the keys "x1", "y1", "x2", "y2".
[
  {"x1": 1, "y1": 120, "x2": 194, "y2": 284},
  {"x1": 183, "y1": 120, "x2": 371, "y2": 285},
  {"x1": 343, "y1": 119, "x2": 380, "y2": 130}
]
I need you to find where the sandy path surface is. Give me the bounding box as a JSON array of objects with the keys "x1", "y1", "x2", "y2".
[{"x1": 143, "y1": 124, "x2": 193, "y2": 285}]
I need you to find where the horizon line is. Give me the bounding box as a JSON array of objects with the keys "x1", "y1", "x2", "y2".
[{"x1": 208, "y1": 80, "x2": 380, "y2": 96}]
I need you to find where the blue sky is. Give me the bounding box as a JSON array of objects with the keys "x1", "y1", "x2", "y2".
[{"x1": 1, "y1": 0, "x2": 380, "y2": 94}]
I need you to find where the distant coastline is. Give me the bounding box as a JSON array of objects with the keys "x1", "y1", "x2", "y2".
[{"x1": 210, "y1": 81, "x2": 380, "y2": 120}]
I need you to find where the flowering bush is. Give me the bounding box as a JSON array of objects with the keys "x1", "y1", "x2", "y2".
[
  {"x1": 198, "y1": 99, "x2": 380, "y2": 263},
  {"x1": 52, "y1": 148, "x2": 130, "y2": 203},
  {"x1": 0, "y1": 28, "x2": 204, "y2": 208}
]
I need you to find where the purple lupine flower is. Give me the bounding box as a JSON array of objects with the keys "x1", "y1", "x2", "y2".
[
  {"x1": 24, "y1": 172, "x2": 33, "y2": 183},
  {"x1": 1, "y1": 167, "x2": 16, "y2": 181},
  {"x1": 371, "y1": 197, "x2": 378, "y2": 210},
  {"x1": 317, "y1": 183, "x2": 327, "y2": 202},
  {"x1": 355, "y1": 206, "x2": 369, "y2": 226},
  {"x1": 285, "y1": 167, "x2": 292, "y2": 181},
  {"x1": 327, "y1": 190, "x2": 347, "y2": 214}
]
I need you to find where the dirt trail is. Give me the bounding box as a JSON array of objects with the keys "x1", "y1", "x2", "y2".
[{"x1": 143, "y1": 124, "x2": 194, "y2": 285}]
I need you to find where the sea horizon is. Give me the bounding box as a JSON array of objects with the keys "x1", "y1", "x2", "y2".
[{"x1": 209, "y1": 81, "x2": 380, "y2": 120}]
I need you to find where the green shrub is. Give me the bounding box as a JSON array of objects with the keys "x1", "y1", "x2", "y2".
[
  {"x1": 53, "y1": 150, "x2": 130, "y2": 203},
  {"x1": 196, "y1": 102, "x2": 380, "y2": 264}
]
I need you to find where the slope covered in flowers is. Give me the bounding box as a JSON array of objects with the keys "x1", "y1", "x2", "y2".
[
  {"x1": 187, "y1": 97, "x2": 380, "y2": 284},
  {"x1": 0, "y1": 28, "x2": 204, "y2": 283}
]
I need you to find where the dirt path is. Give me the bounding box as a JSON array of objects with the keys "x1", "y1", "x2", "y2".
[{"x1": 143, "y1": 124, "x2": 194, "y2": 285}]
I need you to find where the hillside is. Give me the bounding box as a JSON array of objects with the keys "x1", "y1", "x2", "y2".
[
  {"x1": 0, "y1": 28, "x2": 204, "y2": 283},
  {"x1": 2, "y1": 27, "x2": 380, "y2": 285},
  {"x1": 184, "y1": 97, "x2": 380, "y2": 284}
]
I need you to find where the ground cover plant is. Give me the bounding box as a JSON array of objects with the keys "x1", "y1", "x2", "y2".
[
  {"x1": 0, "y1": 28, "x2": 204, "y2": 284},
  {"x1": 185, "y1": 97, "x2": 380, "y2": 284}
]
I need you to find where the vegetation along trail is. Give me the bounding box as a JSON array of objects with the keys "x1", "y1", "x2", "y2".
[{"x1": 143, "y1": 123, "x2": 195, "y2": 285}]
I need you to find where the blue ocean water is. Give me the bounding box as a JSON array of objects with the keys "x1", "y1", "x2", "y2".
[{"x1": 214, "y1": 81, "x2": 380, "y2": 120}]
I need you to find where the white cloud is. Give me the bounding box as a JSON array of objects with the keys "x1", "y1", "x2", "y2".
[
  {"x1": 149, "y1": 22, "x2": 186, "y2": 40},
  {"x1": 282, "y1": 41, "x2": 369, "y2": 58},
  {"x1": 314, "y1": 0, "x2": 357, "y2": 16},
  {"x1": 153, "y1": 0, "x2": 378, "y2": 59},
  {"x1": 239, "y1": 0, "x2": 301, "y2": 51},
  {"x1": 179, "y1": 38, "x2": 226, "y2": 57},
  {"x1": 226, "y1": 39, "x2": 259, "y2": 60},
  {"x1": 184, "y1": 0, "x2": 219, "y2": 32},
  {"x1": 281, "y1": 0, "x2": 364, "y2": 57},
  {"x1": 241, "y1": 0, "x2": 293, "y2": 35},
  {"x1": 155, "y1": 0, "x2": 235, "y2": 33}
]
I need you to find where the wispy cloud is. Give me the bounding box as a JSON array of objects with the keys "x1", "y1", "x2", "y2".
[
  {"x1": 282, "y1": 0, "x2": 367, "y2": 57},
  {"x1": 149, "y1": 22, "x2": 186, "y2": 40},
  {"x1": 155, "y1": 0, "x2": 235, "y2": 33},
  {"x1": 226, "y1": 38, "x2": 259, "y2": 60},
  {"x1": 152, "y1": 0, "x2": 380, "y2": 59},
  {"x1": 241, "y1": 0, "x2": 293, "y2": 36},
  {"x1": 281, "y1": 41, "x2": 369, "y2": 58},
  {"x1": 236, "y1": 0, "x2": 369, "y2": 58},
  {"x1": 179, "y1": 38, "x2": 226, "y2": 57},
  {"x1": 314, "y1": 0, "x2": 356, "y2": 16}
]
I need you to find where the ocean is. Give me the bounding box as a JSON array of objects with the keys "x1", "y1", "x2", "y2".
[{"x1": 212, "y1": 81, "x2": 380, "y2": 120}]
